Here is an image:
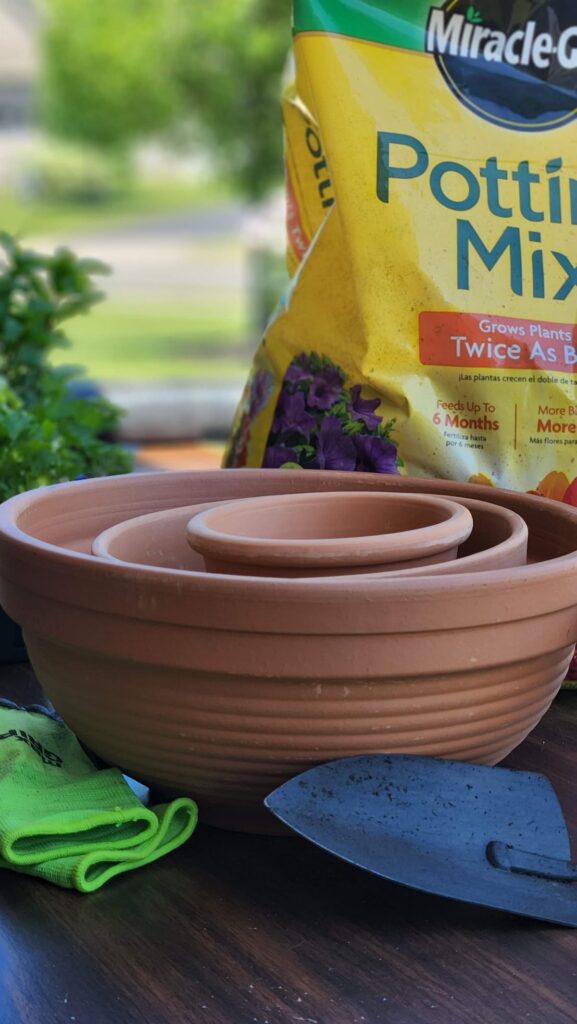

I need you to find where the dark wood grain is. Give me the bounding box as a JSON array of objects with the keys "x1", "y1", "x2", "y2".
[{"x1": 1, "y1": 663, "x2": 577, "y2": 1024}]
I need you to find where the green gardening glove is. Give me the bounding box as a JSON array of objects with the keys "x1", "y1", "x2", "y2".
[{"x1": 0, "y1": 704, "x2": 197, "y2": 892}]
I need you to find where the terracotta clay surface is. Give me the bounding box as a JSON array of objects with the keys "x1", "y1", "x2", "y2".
[
  {"x1": 186, "y1": 491, "x2": 473, "y2": 577},
  {"x1": 92, "y1": 493, "x2": 527, "y2": 578},
  {"x1": 92, "y1": 502, "x2": 222, "y2": 570},
  {"x1": 0, "y1": 469, "x2": 576, "y2": 832},
  {"x1": 378, "y1": 496, "x2": 527, "y2": 577}
]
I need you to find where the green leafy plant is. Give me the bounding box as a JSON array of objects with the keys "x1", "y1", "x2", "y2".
[{"x1": 0, "y1": 233, "x2": 132, "y2": 501}]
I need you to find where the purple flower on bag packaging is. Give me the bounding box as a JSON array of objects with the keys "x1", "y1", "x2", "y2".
[
  {"x1": 263, "y1": 444, "x2": 299, "y2": 468},
  {"x1": 273, "y1": 390, "x2": 316, "y2": 439},
  {"x1": 354, "y1": 433, "x2": 398, "y2": 475},
  {"x1": 306, "y1": 366, "x2": 344, "y2": 410},
  {"x1": 285, "y1": 356, "x2": 314, "y2": 386},
  {"x1": 258, "y1": 350, "x2": 400, "y2": 475},
  {"x1": 225, "y1": 368, "x2": 275, "y2": 467},
  {"x1": 249, "y1": 369, "x2": 274, "y2": 416},
  {"x1": 348, "y1": 385, "x2": 382, "y2": 431},
  {"x1": 310, "y1": 416, "x2": 356, "y2": 471}
]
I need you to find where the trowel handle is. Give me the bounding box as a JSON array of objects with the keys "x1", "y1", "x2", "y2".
[{"x1": 487, "y1": 841, "x2": 577, "y2": 883}]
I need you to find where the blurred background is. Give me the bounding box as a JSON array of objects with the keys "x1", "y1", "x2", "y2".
[{"x1": 0, "y1": 0, "x2": 291, "y2": 467}]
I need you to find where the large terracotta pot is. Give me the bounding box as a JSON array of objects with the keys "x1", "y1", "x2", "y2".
[
  {"x1": 0, "y1": 469, "x2": 575, "y2": 833},
  {"x1": 187, "y1": 491, "x2": 473, "y2": 577}
]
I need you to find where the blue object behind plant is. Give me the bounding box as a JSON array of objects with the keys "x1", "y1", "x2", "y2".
[{"x1": 0, "y1": 607, "x2": 27, "y2": 665}]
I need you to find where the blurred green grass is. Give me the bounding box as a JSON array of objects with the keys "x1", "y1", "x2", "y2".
[
  {"x1": 53, "y1": 296, "x2": 251, "y2": 380},
  {"x1": 4, "y1": 175, "x2": 255, "y2": 380},
  {"x1": 1, "y1": 178, "x2": 232, "y2": 237}
]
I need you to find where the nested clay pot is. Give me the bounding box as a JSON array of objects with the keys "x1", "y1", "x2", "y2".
[
  {"x1": 91, "y1": 493, "x2": 527, "y2": 578},
  {"x1": 185, "y1": 491, "x2": 473, "y2": 577},
  {"x1": 372, "y1": 496, "x2": 527, "y2": 577},
  {"x1": 0, "y1": 469, "x2": 576, "y2": 833},
  {"x1": 92, "y1": 502, "x2": 221, "y2": 570}
]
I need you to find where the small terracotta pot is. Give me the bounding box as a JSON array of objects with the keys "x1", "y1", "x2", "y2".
[
  {"x1": 0, "y1": 469, "x2": 575, "y2": 834},
  {"x1": 186, "y1": 491, "x2": 473, "y2": 577}
]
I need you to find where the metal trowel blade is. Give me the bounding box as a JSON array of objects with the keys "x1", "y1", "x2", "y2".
[{"x1": 265, "y1": 755, "x2": 577, "y2": 926}]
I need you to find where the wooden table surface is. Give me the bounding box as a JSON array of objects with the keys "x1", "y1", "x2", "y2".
[{"x1": 1, "y1": 662, "x2": 577, "y2": 1024}]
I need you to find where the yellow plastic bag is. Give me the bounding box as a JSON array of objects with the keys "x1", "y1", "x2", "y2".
[{"x1": 225, "y1": 0, "x2": 577, "y2": 510}]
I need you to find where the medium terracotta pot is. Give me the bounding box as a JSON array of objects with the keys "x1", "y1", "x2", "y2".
[
  {"x1": 186, "y1": 491, "x2": 473, "y2": 577},
  {"x1": 0, "y1": 469, "x2": 575, "y2": 833},
  {"x1": 92, "y1": 502, "x2": 222, "y2": 570},
  {"x1": 91, "y1": 493, "x2": 527, "y2": 578},
  {"x1": 372, "y1": 496, "x2": 528, "y2": 577}
]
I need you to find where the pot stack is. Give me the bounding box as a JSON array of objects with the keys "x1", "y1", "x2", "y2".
[{"x1": 0, "y1": 469, "x2": 576, "y2": 833}]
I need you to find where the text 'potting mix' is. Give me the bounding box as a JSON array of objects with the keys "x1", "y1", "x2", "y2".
[{"x1": 225, "y1": 0, "x2": 577, "y2": 500}]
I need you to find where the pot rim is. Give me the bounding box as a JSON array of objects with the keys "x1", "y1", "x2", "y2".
[
  {"x1": 75, "y1": 491, "x2": 527, "y2": 579},
  {"x1": 0, "y1": 470, "x2": 576, "y2": 615},
  {"x1": 92, "y1": 499, "x2": 225, "y2": 562},
  {"x1": 186, "y1": 491, "x2": 474, "y2": 568}
]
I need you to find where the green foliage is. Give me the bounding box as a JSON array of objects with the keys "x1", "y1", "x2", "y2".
[
  {"x1": 171, "y1": 0, "x2": 292, "y2": 199},
  {"x1": 41, "y1": 0, "x2": 180, "y2": 155},
  {"x1": 41, "y1": 0, "x2": 292, "y2": 200},
  {"x1": 0, "y1": 234, "x2": 132, "y2": 501}
]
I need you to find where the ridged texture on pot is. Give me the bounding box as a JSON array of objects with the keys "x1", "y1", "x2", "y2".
[{"x1": 24, "y1": 635, "x2": 573, "y2": 833}]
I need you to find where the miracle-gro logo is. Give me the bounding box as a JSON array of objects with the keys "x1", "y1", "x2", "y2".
[
  {"x1": 425, "y1": 0, "x2": 577, "y2": 131},
  {"x1": 426, "y1": 8, "x2": 577, "y2": 71}
]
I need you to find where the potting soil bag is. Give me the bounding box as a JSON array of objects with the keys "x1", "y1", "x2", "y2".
[{"x1": 225, "y1": 0, "x2": 577, "y2": 507}]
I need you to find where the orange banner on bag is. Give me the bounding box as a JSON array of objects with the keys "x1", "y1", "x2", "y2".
[
  {"x1": 286, "y1": 168, "x2": 310, "y2": 262},
  {"x1": 419, "y1": 312, "x2": 577, "y2": 374}
]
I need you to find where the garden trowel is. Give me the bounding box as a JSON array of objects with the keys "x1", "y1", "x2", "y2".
[{"x1": 264, "y1": 754, "x2": 577, "y2": 926}]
